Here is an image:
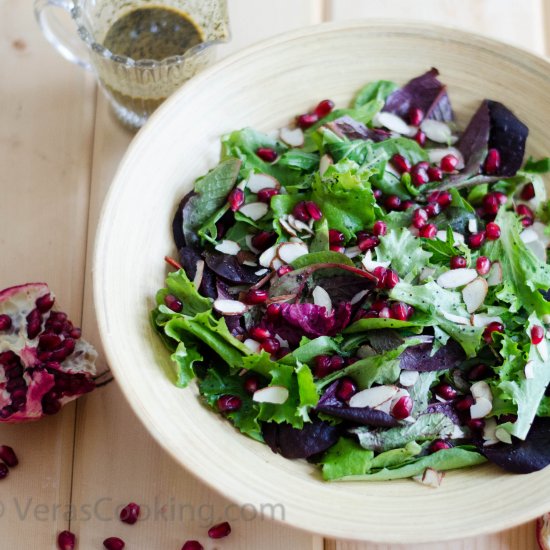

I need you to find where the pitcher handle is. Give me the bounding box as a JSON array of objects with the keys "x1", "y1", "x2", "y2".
[{"x1": 34, "y1": 0, "x2": 93, "y2": 71}]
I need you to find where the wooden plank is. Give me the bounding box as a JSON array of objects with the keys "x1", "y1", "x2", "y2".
[
  {"x1": 324, "y1": 1, "x2": 545, "y2": 549},
  {"x1": 327, "y1": 0, "x2": 545, "y2": 53},
  {"x1": 70, "y1": 89, "x2": 323, "y2": 548},
  {"x1": 0, "y1": 0, "x2": 96, "y2": 545}
]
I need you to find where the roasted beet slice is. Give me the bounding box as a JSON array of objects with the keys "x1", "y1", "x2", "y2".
[
  {"x1": 399, "y1": 340, "x2": 465, "y2": 372},
  {"x1": 477, "y1": 417, "x2": 550, "y2": 474},
  {"x1": 261, "y1": 420, "x2": 340, "y2": 459}
]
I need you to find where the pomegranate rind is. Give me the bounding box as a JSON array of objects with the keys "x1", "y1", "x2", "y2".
[{"x1": 537, "y1": 513, "x2": 550, "y2": 550}]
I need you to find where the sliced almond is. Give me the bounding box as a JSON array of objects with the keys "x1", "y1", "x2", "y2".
[
  {"x1": 537, "y1": 338, "x2": 549, "y2": 361},
  {"x1": 350, "y1": 289, "x2": 369, "y2": 306},
  {"x1": 435, "y1": 230, "x2": 465, "y2": 245},
  {"x1": 319, "y1": 154, "x2": 333, "y2": 176},
  {"x1": 421, "y1": 119, "x2": 453, "y2": 143},
  {"x1": 374, "y1": 112, "x2": 411, "y2": 135},
  {"x1": 344, "y1": 246, "x2": 362, "y2": 259},
  {"x1": 254, "y1": 268, "x2": 269, "y2": 276},
  {"x1": 245, "y1": 234, "x2": 260, "y2": 254},
  {"x1": 213, "y1": 299, "x2": 247, "y2": 316},
  {"x1": 246, "y1": 173, "x2": 280, "y2": 193},
  {"x1": 486, "y1": 261, "x2": 503, "y2": 286},
  {"x1": 413, "y1": 468, "x2": 444, "y2": 488},
  {"x1": 471, "y1": 314, "x2": 503, "y2": 327},
  {"x1": 215, "y1": 239, "x2": 240, "y2": 255},
  {"x1": 483, "y1": 418, "x2": 499, "y2": 446},
  {"x1": 462, "y1": 277, "x2": 488, "y2": 313},
  {"x1": 274, "y1": 334, "x2": 289, "y2": 348},
  {"x1": 279, "y1": 126, "x2": 304, "y2": 147},
  {"x1": 526, "y1": 239, "x2": 547, "y2": 263},
  {"x1": 349, "y1": 385, "x2": 398, "y2": 410},
  {"x1": 427, "y1": 147, "x2": 465, "y2": 169},
  {"x1": 362, "y1": 249, "x2": 391, "y2": 272},
  {"x1": 495, "y1": 427, "x2": 513, "y2": 444},
  {"x1": 399, "y1": 370, "x2": 420, "y2": 387},
  {"x1": 520, "y1": 228, "x2": 538, "y2": 244},
  {"x1": 278, "y1": 242, "x2": 308, "y2": 264},
  {"x1": 531, "y1": 221, "x2": 550, "y2": 247},
  {"x1": 253, "y1": 385, "x2": 289, "y2": 404},
  {"x1": 442, "y1": 311, "x2": 470, "y2": 325},
  {"x1": 419, "y1": 266, "x2": 436, "y2": 282},
  {"x1": 239, "y1": 202, "x2": 269, "y2": 221},
  {"x1": 280, "y1": 216, "x2": 298, "y2": 237},
  {"x1": 471, "y1": 381, "x2": 492, "y2": 402},
  {"x1": 312, "y1": 286, "x2": 332, "y2": 314},
  {"x1": 242, "y1": 260, "x2": 257, "y2": 267},
  {"x1": 468, "y1": 218, "x2": 478, "y2": 234},
  {"x1": 258, "y1": 245, "x2": 278, "y2": 268},
  {"x1": 193, "y1": 259, "x2": 205, "y2": 290},
  {"x1": 292, "y1": 218, "x2": 315, "y2": 235},
  {"x1": 524, "y1": 360, "x2": 535, "y2": 379},
  {"x1": 243, "y1": 338, "x2": 261, "y2": 353},
  {"x1": 271, "y1": 258, "x2": 283, "y2": 270},
  {"x1": 470, "y1": 397, "x2": 492, "y2": 419},
  {"x1": 437, "y1": 268, "x2": 477, "y2": 289}
]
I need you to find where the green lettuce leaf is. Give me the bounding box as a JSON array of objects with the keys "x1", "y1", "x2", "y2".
[
  {"x1": 321, "y1": 437, "x2": 374, "y2": 480},
  {"x1": 353, "y1": 80, "x2": 398, "y2": 107}
]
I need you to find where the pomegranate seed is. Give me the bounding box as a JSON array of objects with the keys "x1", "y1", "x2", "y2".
[
  {"x1": 362, "y1": 310, "x2": 379, "y2": 319},
  {"x1": 468, "y1": 364, "x2": 490, "y2": 381},
  {"x1": 257, "y1": 188, "x2": 279, "y2": 203},
  {"x1": 103, "y1": 538, "x2": 125, "y2": 550},
  {"x1": 520, "y1": 182, "x2": 535, "y2": 201},
  {"x1": 402, "y1": 200, "x2": 415, "y2": 210},
  {"x1": 336, "y1": 377, "x2": 357, "y2": 401},
  {"x1": 411, "y1": 167, "x2": 429, "y2": 186},
  {"x1": 0, "y1": 314, "x2": 12, "y2": 331},
  {"x1": 70, "y1": 327, "x2": 82, "y2": 340},
  {"x1": 277, "y1": 265, "x2": 293, "y2": 277},
  {"x1": 26, "y1": 308, "x2": 42, "y2": 339},
  {"x1": 385, "y1": 195, "x2": 402, "y2": 211},
  {"x1": 531, "y1": 325, "x2": 545, "y2": 345},
  {"x1": 434, "y1": 383, "x2": 457, "y2": 400},
  {"x1": 330, "y1": 355, "x2": 345, "y2": 371},
  {"x1": 409, "y1": 106, "x2": 424, "y2": 126},
  {"x1": 391, "y1": 302, "x2": 413, "y2": 321},
  {"x1": 419, "y1": 223, "x2": 437, "y2": 239},
  {"x1": 495, "y1": 191, "x2": 507, "y2": 205},
  {"x1": 373, "y1": 188, "x2": 382, "y2": 200},
  {"x1": 329, "y1": 245, "x2": 345, "y2": 253},
  {"x1": 427, "y1": 166, "x2": 443, "y2": 182},
  {"x1": 454, "y1": 395, "x2": 475, "y2": 412},
  {"x1": 450, "y1": 256, "x2": 467, "y2": 269},
  {"x1": 357, "y1": 235, "x2": 379, "y2": 252},
  {"x1": 0, "y1": 463, "x2": 8, "y2": 480},
  {"x1": 412, "y1": 208, "x2": 428, "y2": 229},
  {"x1": 482, "y1": 193, "x2": 499, "y2": 217},
  {"x1": 249, "y1": 326, "x2": 270, "y2": 340},
  {"x1": 425, "y1": 202, "x2": 441, "y2": 218},
  {"x1": 392, "y1": 396, "x2": 413, "y2": 420},
  {"x1": 516, "y1": 204, "x2": 534, "y2": 219},
  {"x1": 391, "y1": 153, "x2": 411, "y2": 173},
  {"x1": 414, "y1": 129, "x2": 426, "y2": 146},
  {"x1": 328, "y1": 229, "x2": 345, "y2": 245},
  {"x1": 305, "y1": 201, "x2": 323, "y2": 220},
  {"x1": 485, "y1": 222, "x2": 501, "y2": 240},
  {"x1": 227, "y1": 188, "x2": 245, "y2": 212},
  {"x1": 38, "y1": 333, "x2": 63, "y2": 351},
  {"x1": 208, "y1": 521, "x2": 232, "y2": 539},
  {"x1": 36, "y1": 293, "x2": 55, "y2": 313},
  {"x1": 0, "y1": 445, "x2": 18, "y2": 467},
  {"x1": 244, "y1": 289, "x2": 268, "y2": 304},
  {"x1": 57, "y1": 531, "x2": 76, "y2": 550},
  {"x1": 260, "y1": 338, "x2": 280, "y2": 354},
  {"x1": 217, "y1": 395, "x2": 242, "y2": 413},
  {"x1": 476, "y1": 256, "x2": 491, "y2": 275},
  {"x1": 414, "y1": 161, "x2": 429, "y2": 171},
  {"x1": 483, "y1": 321, "x2": 504, "y2": 344},
  {"x1": 468, "y1": 231, "x2": 486, "y2": 249},
  {"x1": 378, "y1": 307, "x2": 392, "y2": 319},
  {"x1": 429, "y1": 439, "x2": 452, "y2": 453},
  {"x1": 256, "y1": 147, "x2": 278, "y2": 162},
  {"x1": 292, "y1": 201, "x2": 311, "y2": 222},
  {"x1": 428, "y1": 190, "x2": 452, "y2": 207},
  {"x1": 119, "y1": 502, "x2": 140, "y2": 525},
  {"x1": 371, "y1": 298, "x2": 389, "y2": 312},
  {"x1": 266, "y1": 303, "x2": 282, "y2": 320},
  {"x1": 314, "y1": 99, "x2": 335, "y2": 118},
  {"x1": 467, "y1": 418, "x2": 485, "y2": 431},
  {"x1": 383, "y1": 269, "x2": 400, "y2": 289},
  {"x1": 372, "y1": 220, "x2": 387, "y2": 236},
  {"x1": 182, "y1": 542, "x2": 204, "y2": 550},
  {"x1": 440, "y1": 154, "x2": 458, "y2": 172},
  {"x1": 251, "y1": 230, "x2": 276, "y2": 251},
  {"x1": 521, "y1": 216, "x2": 534, "y2": 227},
  {"x1": 484, "y1": 148, "x2": 501, "y2": 174},
  {"x1": 313, "y1": 355, "x2": 332, "y2": 378},
  {"x1": 244, "y1": 375, "x2": 261, "y2": 394},
  {"x1": 296, "y1": 112, "x2": 318, "y2": 129},
  {"x1": 164, "y1": 294, "x2": 183, "y2": 313},
  {"x1": 372, "y1": 266, "x2": 387, "y2": 287}
]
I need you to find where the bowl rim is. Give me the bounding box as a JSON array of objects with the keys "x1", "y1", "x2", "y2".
[{"x1": 94, "y1": 19, "x2": 550, "y2": 543}]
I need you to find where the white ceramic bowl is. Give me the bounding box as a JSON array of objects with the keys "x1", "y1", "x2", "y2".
[{"x1": 94, "y1": 21, "x2": 550, "y2": 543}]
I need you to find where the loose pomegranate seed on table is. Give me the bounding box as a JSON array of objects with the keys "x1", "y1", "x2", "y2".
[
  {"x1": 0, "y1": 463, "x2": 8, "y2": 480},
  {"x1": 57, "y1": 530, "x2": 76, "y2": 550},
  {"x1": 208, "y1": 521, "x2": 232, "y2": 539},
  {"x1": 182, "y1": 541, "x2": 204, "y2": 550},
  {"x1": 103, "y1": 537, "x2": 125, "y2": 550},
  {"x1": 0, "y1": 445, "x2": 18, "y2": 467},
  {"x1": 119, "y1": 502, "x2": 140, "y2": 525}
]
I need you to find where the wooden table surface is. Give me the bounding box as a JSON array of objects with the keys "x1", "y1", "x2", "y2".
[{"x1": 1, "y1": 1, "x2": 548, "y2": 548}]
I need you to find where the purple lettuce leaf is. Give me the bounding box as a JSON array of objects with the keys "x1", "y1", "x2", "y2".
[
  {"x1": 261, "y1": 419, "x2": 340, "y2": 459},
  {"x1": 279, "y1": 302, "x2": 352, "y2": 339},
  {"x1": 172, "y1": 191, "x2": 195, "y2": 249},
  {"x1": 382, "y1": 68, "x2": 454, "y2": 122},
  {"x1": 204, "y1": 251, "x2": 264, "y2": 285},
  {"x1": 313, "y1": 275, "x2": 372, "y2": 305},
  {"x1": 425, "y1": 401, "x2": 461, "y2": 426},
  {"x1": 178, "y1": 246, "x2": 217, "y2": 299},
  {"x1": 399, "y1": 340, "x2": 465, "y2": 372},
  {"x1": 366, "y1": 329, "x2": 405, "y2": 354},
  {"x1": 315, "y1": 382, "x2": 399, "y2": 428},
  {"x1": 476, "y1": 417, "x2": 550, "y2": 474},
  {"x1": 326, "y1": 116, "x2": 390, "y2": 142}
]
